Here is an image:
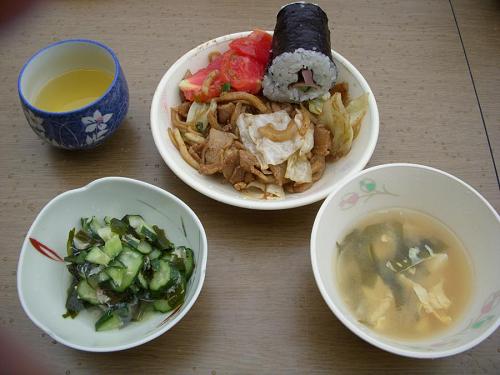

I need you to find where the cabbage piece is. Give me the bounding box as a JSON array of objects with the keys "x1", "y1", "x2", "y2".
[
  {"x1": 399, "y1": 275, "x2": 452, "y2": 324},
  {"x1": 285, "y1": 151, "x2": 312, "y2": 183},
  {"x1": 186, "y1": 100, "x2": 216, "y2": 133},
  {"x1": 265, "y1": 184, "x2": 285, "y2": 200},
  {"x1": 346, "y1": 93, "x2": 369, "y2": 139},
  {"x1": 297, "y1": 111, "x2": 315, "y2": 156},
  {"x1": 308, "y1": 92, "x2": 331, "y2": 115},
  {"x1": 237, "y1": 111, "x2": 306, "y2": 169},
  {"x1": 424, "y1": 253, "x2": 449, "y2": 274},
  {"x1": 319, "y1": 92, "x2": 353, "y2": 160},
  {"x1": 241, "y1": 182, "x2": 285, "y2": 200},
  {"x1": 241, "y1": 181, "x2": 266, "y2": 200}
]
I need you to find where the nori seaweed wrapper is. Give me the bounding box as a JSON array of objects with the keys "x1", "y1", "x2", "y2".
[{"x1": 270, "y1": 3, "x2": 333, "y2": 63}]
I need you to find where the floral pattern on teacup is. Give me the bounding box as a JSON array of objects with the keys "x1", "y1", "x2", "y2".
[
  {"x1": 23, "y1": 108, "x2": 45, "y2": 135},
  {"x1": 82, "y1": 110, "x2": 113, "y2": 145},
  {"x1": 339, "y1": 178, "x2": 398, "y2": 210}
]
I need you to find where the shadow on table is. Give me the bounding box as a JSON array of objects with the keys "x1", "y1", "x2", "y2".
[{"x1": 44, "y1": 119, "x2": 143, "y2": 185}]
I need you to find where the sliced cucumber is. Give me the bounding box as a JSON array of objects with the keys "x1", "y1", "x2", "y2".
[
  {"x1": 89, "y1": 217, "x2": 102, "y2": 235},
  {"x1": 95, "y1": 310, "x2": 123, "y2": 331},
  {"x1": 85, "y1": 246, "x2": 111, "y2": 266},
  {"x1": 138, "y1": 223, "x2": 157, "y2": 242},
  {"x1": 111, "y1": 249, "x2": 144, "y2": 292},
  {"x1": 153, "y1": 299, "x2": 173, "y2": 313},
  {"x1": 149, "y1": 260, "x2": 174, "y2": 291},
  {"x1": 122, "y1": 234, "x2": 140, "y2": 250},
  {"x1": 148, "y1": 248, "x2": 162, "y2": 260},
  {"x1": 126, "y1": 215, "x2": 145, "y2": 229},
  {"x1": 163, "y1": 252, "x2": 185, "y2": 272},
  {"x1": 97, "y1": 271, "x2": 110, "y2": 283},
  {"x1": 88, "y1": 270, "x2": 111, "y2": 287},
  {"x1": 153, "y1": 275, "x2": 185, "y2": 312},
  {"x1": 137, "y1": 272, "x2": 148, "y2": 289},
  {"x1": 64, "y1": 214, "x2": 196, "y2": 331},
  {"x1": 124, "y1": 215, "x2": 157, "y2": 242},
  {"x1": 174, "y1": 247, "x2": 195, "y2": 280},
  {"x1": 137, "y1": 240, "x2": 152, "y2": 254},
  {"x1": 106, "y1": 266, "x2": 125, "y2": 287},
  {"x1": 77, "y1": 279, "x2": 98, "y2": 305},
  {"x1": 104, "y1": 235, "x2": 123, "y2": 259},
  {"x1": 97, "y1": 226, "x2": 113, "y2": 242}
]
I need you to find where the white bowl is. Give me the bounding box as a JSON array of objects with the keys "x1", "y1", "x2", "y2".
[
  {"x1": 150, "y1": 31, "x2": 379, "y2": 210},
  {"x1": 311, "y1": 163, "x2": 500, "y2": 358},
  {"x1": 17, "y1": 177, "x2": 208, "y2": 352}
]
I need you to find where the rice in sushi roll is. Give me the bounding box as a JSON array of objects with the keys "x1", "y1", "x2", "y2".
[{"x1": 263, "y1": 2, "x2": 337, "y2": 103}]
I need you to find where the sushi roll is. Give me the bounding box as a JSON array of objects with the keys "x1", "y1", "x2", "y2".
[{"x1": 262, "y1": 2, "x2": 337, "y2": 103}]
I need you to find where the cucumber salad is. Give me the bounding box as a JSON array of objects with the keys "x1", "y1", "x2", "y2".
[{"x1": 63, "y1": 215, "x2": 195, "y2": 331}]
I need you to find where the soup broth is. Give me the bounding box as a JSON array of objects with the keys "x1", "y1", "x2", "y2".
[
  {"x1": 34, "y1": 69, "x2": 113, "y2": 112},
  {"x1": 336, "y1": 208, "x2": 472, "y2": 340}
]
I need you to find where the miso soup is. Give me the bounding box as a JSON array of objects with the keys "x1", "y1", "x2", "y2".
[{"x1": 336, "y1": 208, "x2": 472, "y2": 340}]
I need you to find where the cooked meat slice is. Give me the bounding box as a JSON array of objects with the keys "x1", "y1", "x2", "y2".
[
  {"x1": 312, "y1": 126, "x2": 331, "y2": 156},
  {"x1": 284, "y1": 182, "x2": 313, "y2": 193},
  {"x1": 244, "y1": 172, "x2": 255, "y2": 184},
  {"x1": 310, "y1": 155, "x2": 326, "y2": 182},
  {"x1": 217, "y1": 102, "x2": 235, "y2": 125},
  {"x1": 269, "y1": 163, "x2": 287, "y2": 186},
  {"x1": 207, "y1": 128, "x2": 235, "y2": 149},
  {"x1": 204, "y1": 128, "x2": 235, "y2": 164},
  {"x1": 251, "y1": 167, "x2": 274, "y2": 184},
  {"x1": 239, "y1": 150, "x2": 259, "y2": 172},
  {"x1": 199, "y1": 162, "x2": 221, "y2": 175},
  {"x1": 204, "y1": 148, "x2": 222, "y2": 165},
  {"x1": 330, "y1": 82, "x2": 349, "y2": 106},
  {"x1": 233, "y1": 141, "x2": 245, "y2": 149},
  {"x1": 222, "y1": 148, "x2": 240, "y2": 180},
  {"x1": 230, "y1": 102, "x2": 243, "y2": 128},
  {"x1": 229, "y1": 166, "x2": 246, "y2": 184}
]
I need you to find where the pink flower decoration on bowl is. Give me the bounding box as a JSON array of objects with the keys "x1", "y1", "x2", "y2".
[{"x1": 340, "y1": 192, "x2": 359, "y2": 209}]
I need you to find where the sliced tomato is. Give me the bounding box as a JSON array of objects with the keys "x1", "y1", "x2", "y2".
[
  {"x1": 178, "y1": 55, "x2": 227, "y2": 102},
  {"x1": 220, "y1": 50, "x2": 264, "y2": 94},
  {"x1": 229, "y1": 29, "x2": 272, "y2": 65}
]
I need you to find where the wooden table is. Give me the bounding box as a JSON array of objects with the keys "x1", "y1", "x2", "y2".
[{"x1": 1, "y1": 0, "x2": 499, "y2": 373}]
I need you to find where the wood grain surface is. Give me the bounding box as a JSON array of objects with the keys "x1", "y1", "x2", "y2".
[
  {"x1": 451, "y1": 0, "x2": 500, "y2": 171},
  {"x1": 0, "y1": 0, "x2": 499, "y2": 374}
]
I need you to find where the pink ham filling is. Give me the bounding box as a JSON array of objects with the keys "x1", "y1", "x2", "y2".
[{"x1": 289, "y1": 69, "x2": 320, "y2": 90}]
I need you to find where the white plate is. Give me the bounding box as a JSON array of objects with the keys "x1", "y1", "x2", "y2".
[{"x1": 151, "y1": 31, "x2": 379, "y2": 210}]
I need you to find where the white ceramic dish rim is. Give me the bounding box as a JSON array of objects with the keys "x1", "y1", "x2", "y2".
[
  {"x1": 310, "y1": 163, "x2": 500, "y2": 358},
  {"x1": 16, "y1": 176, "x2": 208, "y2": 352},
  {"x1": 150, "y1": 31, "x2": 379, "y2": 210}
]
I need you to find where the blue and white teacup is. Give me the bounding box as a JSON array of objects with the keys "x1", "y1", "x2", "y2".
[{"x1": 18, "y1": 39, "x2": 129, "y2": 150}]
